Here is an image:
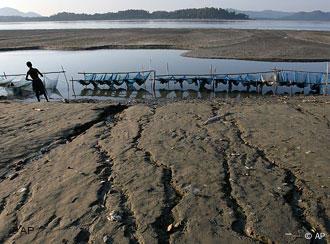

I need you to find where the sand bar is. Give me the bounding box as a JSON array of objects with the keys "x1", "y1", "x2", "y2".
[{"x1": 0, "y1": 29, "x2": 330, "y2": 61}]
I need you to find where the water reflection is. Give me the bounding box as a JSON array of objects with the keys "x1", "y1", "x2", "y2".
[
  {"x1": 78, "y1": 86, "x2": 321, "y2": 100},
  {"x1": 1, "y1": 83, "x2": 322, "y2": 101},
  {"x1": 0, "y1": 86, "x2": 64, "y2": 100},
  {"x1": 80, "y1": 87, "x2": 152, "y2": 100}
]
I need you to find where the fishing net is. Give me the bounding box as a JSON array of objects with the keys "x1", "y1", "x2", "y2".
[
  {"x1": 0, "y1": 87, "x2": 8, "y2": 97},
  {"x1": 8, "y1": 74, "x2": 59, "y2": 91},
  {"x1": 0, "y1": 77, "x2": 14, "y2": 87},
  {"x1": 43, "y1": 74, "x2": 59, "y2": 90},
  {"x1": 81, "y1": 72, "x2": 152, "y2": 87},
  {"x1": 11, "y1": 77, "x2": 32, "y2": 90}
]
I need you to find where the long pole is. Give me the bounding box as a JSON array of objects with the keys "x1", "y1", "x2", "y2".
[
  {"x1": 1, "y1": 71, "x2": 65, "y2": 78},
  {"x1": 153, "y1": 71, "x2": 156, "y2": 96},
  {"x1": 212, "y1": 65, "x2": 216, "y2": 94},
  {"x1": 71, "y1": 77, "x2": 77, "y2": 98},
  {"x1": 61, "y1": 66, "x2": 70, "y2": 101},
  {"x1": 326, "y1": 62, "x2": 329, "y2": 95},
  {"x1": 78, "y1": 70, "x2": 155, "y2": 75},
  {"x1": 149, "y1": 57, "x2": 153, "y2": 92},
  {"x1": 166, "y1": 63, "x2": 170, "y2": 89}
]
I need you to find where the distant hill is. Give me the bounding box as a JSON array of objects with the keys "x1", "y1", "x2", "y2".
[
  {"x1": 0, "y1": 8, "x2": 248, "y2": 22},
  {"x1": 0, "y1": 7, "x2": 329, "y2": 22},
  {"x1": 229, "y1": 9, "x2": 294, "y2": 19},
  {"x1": 230, "y1": 9, "x2": 330, "y2": 21},
  {"x1": 48, "y1": 8, "x2": 249, "y2": 21},
  {"x1": 282, "y1": 10, "x2": 330, "y2": 21},
  {"x1": 0, "y1": 7, "x2": 41, "y2": 17}
]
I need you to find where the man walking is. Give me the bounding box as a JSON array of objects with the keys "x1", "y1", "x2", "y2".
[{"x1": 26, "y1": 61, "x2": 49, "y2": 102}]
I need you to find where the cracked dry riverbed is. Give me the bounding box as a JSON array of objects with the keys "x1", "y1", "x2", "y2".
[{"x1": 0, "y1": 97, "x2": 329, "y2": 244}]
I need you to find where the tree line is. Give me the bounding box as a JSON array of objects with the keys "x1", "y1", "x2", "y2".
[{"x1": 0, "y1": 8, "x2": 249, "y2": 22}]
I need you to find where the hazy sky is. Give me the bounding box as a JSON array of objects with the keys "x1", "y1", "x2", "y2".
[{"x1": 1, "y1": 0, "x2": 330, "y2": 16}]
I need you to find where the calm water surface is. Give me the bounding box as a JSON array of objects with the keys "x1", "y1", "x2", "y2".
[
  {"x1": 0, "y1": 49, "x2": 328, "y2": 100},
  {"x1": 0, "y1": 20, "x2": 329, "y2": 31}
]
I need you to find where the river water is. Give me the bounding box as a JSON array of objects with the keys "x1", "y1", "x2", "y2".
[
  {"x1": 0, "y1": 19, "x2": 329, "y2": 31},
  {"x1": 0, "y1": 49, "x2": 328, "y2": 100}
]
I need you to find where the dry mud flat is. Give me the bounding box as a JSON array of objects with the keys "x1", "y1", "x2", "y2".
[
  {"x1": 0, "y1": 29, "x2": 330, "y2": 61},
  {"x1": 0, "y1": 97, "x2": 329, "y2": 244}
]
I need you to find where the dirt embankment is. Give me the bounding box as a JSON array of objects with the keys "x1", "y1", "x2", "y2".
[
  {"x1": 0, "y1": 29, "x2": 330, "y2": 61},
  {"x1": 0, "y1": 97, "x2": 329, "y2": 243}
]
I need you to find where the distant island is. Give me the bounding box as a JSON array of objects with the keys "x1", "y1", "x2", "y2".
[
  {"x1": 0, "y1": 7, "x2": 41, "y2": 18},
  {"x1": 282, "y1": 10, "x2": 330, "y2": 21},
  {"x1": 229, "y1": 9, "x2": 294, "y2": 19},
  {"x1": 0, "y1": 8, "x2": 248, "y2": 22},
  {"x1": 231, "y1": 9, "x2": 330, "y2": 21},
  {"x1": 0, "y1": 7, "x2": 329, "y2": 22}
]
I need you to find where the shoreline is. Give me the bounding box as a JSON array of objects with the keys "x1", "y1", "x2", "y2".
[
  {"x1": 0, "y1": 28, "x2": 330, "y2": 62},
  {"x1": 1, "y1": 45, "x2": 330, "y2": 63},
  {"x1": 1, "y1": 18, "x2": 330, "y2": 23}
]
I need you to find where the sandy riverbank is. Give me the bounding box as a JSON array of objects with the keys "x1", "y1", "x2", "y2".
[
  {"x1": 0, "y1": 96, "x2": 329, "y2": 243},
  {"x1": 0, "y1": 29, "x2": 330, "y2": 61}
]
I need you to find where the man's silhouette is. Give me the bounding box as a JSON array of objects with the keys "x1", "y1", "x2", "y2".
[{"x1": 26, "y1": 62, "x2": 49, "y2": 102}]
